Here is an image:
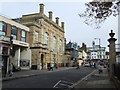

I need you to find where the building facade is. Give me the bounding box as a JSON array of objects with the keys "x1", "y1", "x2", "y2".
[
  {"x1": 14, "y1": 4, "x2": 65, "y2": 69},
  {"x1": 65, "y1": 41, "x2": 79, "y2": 66},
  {"x1": 0, "y1": 15, "x2": 31, "y2": 76},
  {"x1": 87, "y1": 41, "x2": 107, "y2": 61},
  {"x1": 78, "y1": 43, "x2": 87, "y2": 60}
]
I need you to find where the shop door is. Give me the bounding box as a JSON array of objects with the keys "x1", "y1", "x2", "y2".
[{"x1": 2, "y1": 56, "x2": 8, "y2": 77}]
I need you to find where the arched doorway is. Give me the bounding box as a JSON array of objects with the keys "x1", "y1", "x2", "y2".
[{"x1": 41, "y1": 54, "x2": 44, "y2": 70}]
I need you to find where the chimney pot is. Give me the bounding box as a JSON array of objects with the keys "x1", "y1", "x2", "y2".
[
  {"x1": 39, "y1": 3, "x2": 44, "y2": 15},
  {"x1": 61, "y1": 22, "x2": 64, "y2": 29},
  {"x1": 48, "y1": 11, "x2": 53, "y2": 20},
  {"x1": 56, "y1": 17, "x2": 59, "y2": 25}
]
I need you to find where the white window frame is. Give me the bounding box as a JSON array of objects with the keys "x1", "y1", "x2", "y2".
[
  {"x1": 34, "y1": 31, "x2": 39, "y2": 41},
  {"x1": 21, "y1": 30, "x2": 26, "y2": 42},
  {"x1": 0, "y1": 21, "x2": 6, "y2": 36},
  {"x1": 44, "y1": 32, "x2": 49, "y2": 45}
]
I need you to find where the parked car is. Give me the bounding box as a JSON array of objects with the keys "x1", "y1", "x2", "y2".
[{"x1": 84, "y1": 62, "x2": 90, "y2": 67}]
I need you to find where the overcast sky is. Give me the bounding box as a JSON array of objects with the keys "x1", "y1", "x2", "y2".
[{"x1": 0, "y1": 1, "x2": 118, "y2": 51}]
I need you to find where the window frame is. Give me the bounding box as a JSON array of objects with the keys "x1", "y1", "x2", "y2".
[
  {"x1": 0, "y1": 21, "x2": 7, "y2": 36},
  {"x1": 52, "y1": 36, "x2": 56, "y2": 53},
  {"x1": 44, "y1": 32, "x2": 49, "y2": 45},
  {"x1": 59, "y1": 39, "x2": 62, "y2": 53},
  {"x1": 34, "y1": 31, "x2": 39, "y2": 41},
  {"x1": 21, "y1": 29, "x2": 26, "y2": 42},
  {"x1": 11, "y1": 26, "x2": 18, "y2": 40}
]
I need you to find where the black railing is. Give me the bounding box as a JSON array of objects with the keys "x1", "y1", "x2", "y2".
[{"x1": 112, "y1": 63, "x2": 120, "y2": 80}]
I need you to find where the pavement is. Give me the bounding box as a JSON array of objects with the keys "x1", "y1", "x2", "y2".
[
  {"x1": 1, "y1": 66, "x2": 117, "y2": 89},
  {"x1": 70, "y1": 67, "x2": 117, "y2": 89},
  {"x1": 2, "y1": 67, "x2": 73, "y2": 82}
]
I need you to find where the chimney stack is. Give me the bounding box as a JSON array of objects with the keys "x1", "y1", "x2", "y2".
[
  {"x1": 39, "y1": 4, "x2": 44, "y2": 15},
  {"x1": 55, "y1": 17, "x2": 59, "y2": 25},
  {"x1": 48, "y1": 11, "x2": 53, "y2": 20},
  {"x1": 61, "y1": 22, "x2": 64, "y2": 29}
]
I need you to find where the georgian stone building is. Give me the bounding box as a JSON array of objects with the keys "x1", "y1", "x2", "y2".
[{"x1": 14, "y1": 4, "x2": 65, "y2": 69}]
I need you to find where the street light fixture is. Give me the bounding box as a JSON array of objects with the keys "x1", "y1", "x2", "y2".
[
  {"x1": 94, "y1": 38, "x2": 100, "y2": 48},
  {"x1": 94, "y1": 38, "x2": 101, "y2": 60}
]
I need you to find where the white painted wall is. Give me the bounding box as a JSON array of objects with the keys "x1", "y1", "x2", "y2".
[
  {"x1": 82, "y1": 50, "x2": 87, "y2": 60},
  {"x1": 14, "y1": 48, "x2": 20, "y2": 67},
  {"x1": 20, "y1": 48, "x2": 31, "y2": 69}
]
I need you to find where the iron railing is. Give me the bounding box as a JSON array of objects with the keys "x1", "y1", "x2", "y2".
[{"x1": 112, "y1": 63, "x2": 120, "y2": 80}]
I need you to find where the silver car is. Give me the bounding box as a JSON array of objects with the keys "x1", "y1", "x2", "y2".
[{"x1": 84, "y1": 62, "x2": 90, "y2": 67}]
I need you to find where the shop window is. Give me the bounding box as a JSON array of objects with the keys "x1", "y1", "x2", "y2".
[
  {"x1": 2, "y1": 47, "x2": 8, "y2": 55},
  {"x1": 11, "y1": 26, "x2": 17, "y2": 40},
  {"x1": 0, "y1": 21, "x2": 6, "y2": 36},
  {"x1": 21, "y1": 30, "x2": 26, "y2": 42}
]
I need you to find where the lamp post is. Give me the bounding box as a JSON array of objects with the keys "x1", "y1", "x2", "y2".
[
  {"x1": 94, "y1": 38, "x2": 100, "y2": 48},
  {"x1": 9, "y1": 36, "x2": 13, "y2": 64},
  {"x1": 94, "y1": 38, "x2": 101, "y2": 60}
]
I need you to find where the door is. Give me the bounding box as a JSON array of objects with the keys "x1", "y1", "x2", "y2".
[
  {"x1": 2, "y1": 56, "x2": 8, "y2": 77},
  {"x1": 41, "y1": 54, "x2": 44, "y2": 69}
]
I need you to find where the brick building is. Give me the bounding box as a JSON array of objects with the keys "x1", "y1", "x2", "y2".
[
  {"x1": 0, "y1": 15, "x2": 31, "y2": 76},
  {"x1": 14, "y1": 4, "x2": 65, "y2": 70}
]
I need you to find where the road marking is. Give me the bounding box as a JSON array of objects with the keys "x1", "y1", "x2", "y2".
[
  {"x1": 53, "y1": 80, "x2": 73, "y2": 88},
  {"x1": 69, "y1": 69, "x2": 97, "y2": 88},
  {"x1": 61, "y1": 80, "x2": 74, "y2": 84},
  {"x1": 53, "y1": 80, "x2": 61, "y2": 88}
]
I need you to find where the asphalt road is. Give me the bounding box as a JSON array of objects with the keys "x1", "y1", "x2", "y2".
[{"x1": 3, "y1": 66, "x2": 96, "y2": 88}]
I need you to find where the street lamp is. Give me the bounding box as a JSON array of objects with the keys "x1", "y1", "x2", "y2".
[
  {"x1": 94, "y1": 38, "x2": 100, "y2": 48},
  {"x1": 94, "y1": 38, "x2": 101, "y2": 60}
]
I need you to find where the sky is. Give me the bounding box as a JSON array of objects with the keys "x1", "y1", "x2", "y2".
[{"x1": 0, "y1": 1, "x2": 118, "y2": 51}]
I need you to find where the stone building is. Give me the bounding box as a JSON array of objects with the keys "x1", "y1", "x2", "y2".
[
  {"x1": 0, "y1": 15, "x2": 31, "y2": 76},
  {"x1": 14, "y1": 4, "x2": 65, "y2": 70},
  {"x1": 87, "y1": 41, "x2": 107, "y2": 62}
]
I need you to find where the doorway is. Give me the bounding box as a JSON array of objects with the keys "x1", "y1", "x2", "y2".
[
  {"x1": 2, "y1": 56, "x2": 8, "y2": 77},
  {"x1": 41, "y1": 54, "x2": 44, "y2": 70}
]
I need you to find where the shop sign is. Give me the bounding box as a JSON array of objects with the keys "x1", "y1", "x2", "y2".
[{"x1": 13, "y1": 40, "x2": 29, "y2": 47}]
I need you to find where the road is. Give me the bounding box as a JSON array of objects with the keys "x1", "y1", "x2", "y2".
[{"x1": 3, "y1": 66, "x2": 96, "y2": 88}]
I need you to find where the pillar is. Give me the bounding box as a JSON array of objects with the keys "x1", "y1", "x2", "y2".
[
  {"x1": 14, "y1": 47, "x2": 20, "y2": 67},
  {"x1": 108, "y1": 30, "x2": 117, "y2": 78}
]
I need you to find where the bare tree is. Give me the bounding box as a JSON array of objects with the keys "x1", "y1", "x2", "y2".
[{"x1": 79, "y1": 0, "x2": 120, "y2": 29}]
